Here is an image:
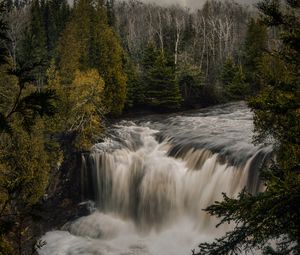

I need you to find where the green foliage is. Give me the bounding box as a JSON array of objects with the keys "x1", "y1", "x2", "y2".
[
  {"x1": 178, "y1": 65, "x2": 204, "y2": 107},
  {"x1": 106, "y1": 0, "x2": 115, "y2": 27},
  {"x1": 17, "y1": 0, "x2": 70, "y2": 84},
  {"x1": 142, "y1": 45, "x2": 182, "y2": 110},
  {"x1": 195, "y1": 173, "x2": 300, "y2": 254},
  {"x1": 0, "y1": 4, "x2": 60, "y2": 252},
  {"x1": 0, "y1": 63, "x2": 18, "y2": 114},
  {"x1": 42, "y1": 0, "x2": 70, "y2": 55},
  {"x1": 47, "y1": 63, "x2": 104, "y2": 150},
  {"x1": 0, "y1": 2, "x2": 7, "y2": 66},
  {"x1": 0, "y1": 119, "x2": 51, "y2": 205},
  {"x1": 220, "y1": 58, "x2": 237, "y2": 87},
  {"x1": 243, "y1": 18, "x2": 268, "y2": 92},
  {"x1": 18, "y1": 0, "x2": 47, "y2": 83},
  {"x1": 0, "y1": 62, "x2": 57, "y2": 133},
  {"x1": 0, "y1": 235, "x2": 13, "y2": 255},
  {"x1": 124, "y1": 57, "x2": 145, "y2": 108},
  {"x1": 227, "y1": 66, "x2": 249, "y2": 100},
  {"x1": 221, "y1": 58, "x2": 249, "y2": 100},
  {"x1": 194, "y1": 1, "x2": 300, "y2": 254},
  {"x1": 58, "y1": 0, "x2": 127, "y2": 115}
]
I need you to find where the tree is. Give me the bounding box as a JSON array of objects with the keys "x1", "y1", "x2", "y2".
[
  {"x1": 142, "y1": 46, "x2": 182, "y2": 110},
  {"x1": 0, "y1": 119, "x2": 52, "y2": 254},
  {"x1": 0, "y1": 2, "x2": 8, "y2": 66},
  {"x1": 220, "y1": 58, "x2": 237, "y2": 88},
  {"x1": 58, "y1": 0, "x2": 127, "y2": 115},
  {"x1": 13, "y1": 0, "x2": 70, "y2": 88},
  {"x1": 43, "y1": 0, "x2": 70, "y2": 55},
  {"x1": 178, "y1": 65, "x2": 204, "y2": 107},
  {"x1": 17, "y1": 0, "x2": 48, "y2": 87},
  {"x1": 106, "y1": 0, "x2": 115, "y2": 27},
  {"x1": 243, "y1": 18, "x2": 268, "y2": 93},
  {"x1": 0, "y1": 3, "x2": 58, "y2": 253},
  {"x1": 47, "y1": 63, "x2": 105, "y2": 150},
  {"x1": 0, "y1": 1, "x2": 56, "y2": 134},
  {"x1": 221, "y1": 58, "x2": 249, "y2": 100},
  {"x1": 114, "y1": 0, "x2": 250, "y2": 107},
  {"x1": 124, "y1": 56, "x2": 144, "y2": 108},
  {"x1": 193, "y1": 1, "x2": 300, "y2": 254}
]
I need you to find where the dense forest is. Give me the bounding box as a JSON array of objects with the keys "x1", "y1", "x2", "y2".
[{"x1": 0, "y1": 0, "x2": 299, "y2": 254}]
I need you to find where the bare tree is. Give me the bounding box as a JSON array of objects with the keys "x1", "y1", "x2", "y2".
[
  {"x1": 115, "y1": 0, "x2": 249, "y2": 84},
  {"x1": 5, "y1": 6, "x2": 30, "y2": 68}
]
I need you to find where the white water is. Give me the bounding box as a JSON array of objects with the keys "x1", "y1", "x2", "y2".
[{"x1": 39, "y1": 102, "x2": 272, "y2": 255}]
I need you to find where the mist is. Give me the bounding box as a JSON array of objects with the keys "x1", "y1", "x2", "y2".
[
  {"x1": 68, "y1": 0, "x2": 258, "y2": 9},
  {"x1": 129, "y1": 0, "x2": 258, "y2": 9}
]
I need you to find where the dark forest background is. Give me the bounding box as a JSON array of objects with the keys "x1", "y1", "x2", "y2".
[{"x1": 0, "y1": 0, "x2": 299, "y2": 254}]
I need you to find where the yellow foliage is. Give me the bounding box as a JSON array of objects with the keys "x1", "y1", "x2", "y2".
[
  {"x1": 46, "y1": 65, "x2": 105, "y2": 150},
  {"x1": 0, "y1": 63, "x2": 18, "y2": 114},
  {"x1": 57, "y1": 0, "x2": 127, "y2": 115},
  {"x1": 71, "y1": 69, "x2": 105, "y2": 149},
  {"x1": 0, "y1": 235, "x2": 13, "y2": 255},
  {"x1": 0, "y1": 119, "x2": 51, "y2": 206},
  {"x1": 57, "y1": 23, "x2": 82, "y2": 84}
]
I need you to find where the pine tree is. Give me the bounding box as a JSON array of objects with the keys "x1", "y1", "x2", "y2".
[
  {"x1": 47, "y1": 63, "x2": 105, "y2": 150},
  {"x1": 106, "y1": 0, "x2": 115, "y2": 27},
  {"x1": 58, "y1": 0, "x2": 127, "y2": 115},
  {"x1": 243, "y1": 18, "x2": 268, "y2": 93},
  {"x1": 194, "y1": 1, "x2": 300, "y2": 254},
  {"x1": 124, "y1": 56, "x2": 144, "y2": 108},
  {"x1": 220, "y1": 58, "x2": 237, "y2": 87},
  {"x1": 221, "y1": 59, "x2": 249, "y2": 100},
  {"x1": 178, "y1": 65, "x2": 204, "y2": 107},
  {"x1": 0, "y1": 3, "x2": 59, "y2": 253},
  {"x1": 43, "y1": 0, "x2": 70, "y2": 56},
  {"x1": 221, "y1": 58, "x2": 249, "y2": 100},
  {"x1": 17, "y1": 0, "x2": 48, "y2": 86},
  {"x1": 142, "y1": 46, "x2": 182, "y2": 110}
]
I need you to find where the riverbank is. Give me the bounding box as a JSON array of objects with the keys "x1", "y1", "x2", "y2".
[
  {"x1": 31, "y1": 101, "x2": 246, "y2": 254},
  {"x1": 37, "y1": 102, "x2": 272, "y2": 255}
]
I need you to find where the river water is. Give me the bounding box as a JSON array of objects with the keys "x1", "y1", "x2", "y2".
[{"x1": 39, "y1": 102, "x2": 272, "y2": 255}]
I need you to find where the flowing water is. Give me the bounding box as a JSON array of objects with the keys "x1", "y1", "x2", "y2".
[{"x1": 39, "y1": 102, "x2": 272, "y2": 255}]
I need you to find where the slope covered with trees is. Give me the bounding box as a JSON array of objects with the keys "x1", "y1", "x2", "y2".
[
  {"x1": 115, "y1": 0, "x2": 256, "y2": 108},
  {"x1": 193, "y1": 0, "x2": 300, "y2": 254},
  {"x1": 1, "y1": 0, "x2": 298, "y2": 254},
  {"x1": 0, "y1": 0, "x2": 125, "y2": 253}
]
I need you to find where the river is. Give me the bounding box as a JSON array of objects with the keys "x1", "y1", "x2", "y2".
[{"x1": 39, "y1": 101, "x2": 272, "y2": 255}]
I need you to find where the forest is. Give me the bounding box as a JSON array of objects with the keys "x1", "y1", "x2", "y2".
[{"x1": 0, "y1": 0, "x2": 299, "y2": 254}]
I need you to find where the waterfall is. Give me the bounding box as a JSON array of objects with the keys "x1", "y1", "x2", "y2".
[
  {"x1": 86, "y1": 125, "x2": 269, "y2": 231},
  {"x1": 39, "y1": 102, "x2": 272, "y2": 255}
]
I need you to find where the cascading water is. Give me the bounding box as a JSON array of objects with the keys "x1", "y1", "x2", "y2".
[{"x1": 39, "y1": 102, "x2": 272, "y2": 255}]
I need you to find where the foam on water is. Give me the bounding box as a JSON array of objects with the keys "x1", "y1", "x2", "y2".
[{"x1": 39, "y1": 102, "x2": 272, "y2": 255}]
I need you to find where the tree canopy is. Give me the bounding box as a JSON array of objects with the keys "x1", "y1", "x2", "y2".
[{"x1": 193, "y1": 0, "x2": 300, "y2": 254}]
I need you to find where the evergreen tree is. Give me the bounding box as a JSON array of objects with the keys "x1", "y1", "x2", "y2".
[
  {"x1": 220, "y1": 58, "x2": 237, "y2": 87},
  {"x1": 106, "y1": 0, "x2": 115, "y2": 27},
  {"x1": 43, "y1": 0, "x2": 70, "y2": 56},
  {"x1": 0, "y1": 2, "x2": 7, "y2": 66},
  {"x1": 17, "y1": 0, "x2": 48, "y2": 87},
  {"x1": 142, "y1": 43, "x2": 160, "y2": 71},
  {"x1": 124, "y1": 56, "x2": 144, "y2": 108},
  {"x1": 142, "y1": 46, "x2": 182, "y2": 110},
  {"x1": 0, "y1": 4, "x2": 59, "y2": 252},
  {"x1": 17, "y1": 0, "x2": 70, "y2": 86},
  {"x1": 178, "y1": 65, "x2": 204, "y2": 107},
  {"x1": 47, "y1": 63, "x2": 105, "y2": 150},
  {"x1": 221, "y1": 58, "x2": 249, "y2": 100},
  {"x1": 58, "y1": 0, "x2": 127, "y2": 115},
  {"x1": 227, "y1": 66, "x2": 249, "y2": 100},
  {"x1": 194, "y1": 1, "x2": 300, "y2": 254},
  {"x1": 243, "y1": 18, "x2": 268, "y2": 93}
]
